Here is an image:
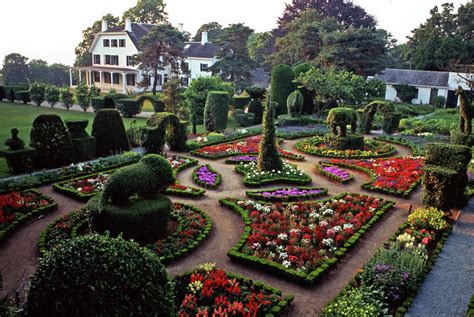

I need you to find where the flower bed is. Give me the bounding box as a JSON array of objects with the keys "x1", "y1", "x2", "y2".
[
  {"x1": 327, "y1": 157, "x2": 424, "y2": 197},
  {"x1": 322, "y1": 207, "x2": 452, "y2": 316},
  {"x1": 276, "y1": 124, "x2": 328, "y2": 139},
  {"x1": 174, "y1": 263, "x2": 293, "y2": 316},
  {"x1": 38, "y1": 203, "x2": 211, "y2": 264},
  {"x1": 192, "y1": 135, "x2": 304, "y2": 161},
  {"x1": 220, "y1": 194, "x2": 394, "y2": 285},
  {"x1": 0, "y1": 189, "x2": 57, "y2": 243},
  {"x1": 192, "y1": 164, "x2": 222, "y2": 189},
  {"x1": 246, "y1": 187, "x2": 328, "y2": 202},
  {"x1": 186, "y1": 128, "x2": 261, "y2": 151},
  {"x1": 374, "y1": 134, "x2": 449, "y2": 157},
  {"x1": 225, "y1": 155, "x2": 258, "y2": 165},
  {"x1": 235, "y1": 162, "x2": 311, "y2": 187},
  {"x1": 317, "y1": 162, "x2": 353, "y2": 184},
  {"x1": 296, "y1": 136, "x2": 395, "y2": 158}
]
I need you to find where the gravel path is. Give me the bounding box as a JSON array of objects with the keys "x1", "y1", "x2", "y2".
[{"x1": 407, "y1": 200, "x2": 474, "y2": 317}]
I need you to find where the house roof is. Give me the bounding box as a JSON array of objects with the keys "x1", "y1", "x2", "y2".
[
  {"x1": 183, "y1": 42, "x2": 218, "y2": 59},
  {"x1": 376, "y1": 68, "x2": 450, "y2": 88},
  {"x1": 104, "y1": 23, "x2": 156, "y2": 48}
]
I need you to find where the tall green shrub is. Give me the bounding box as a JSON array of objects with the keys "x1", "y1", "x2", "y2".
[
  {"x1": 45, "y1": 85, "x2": 60, "y2": 108},
  {"x1": 23, "y1": 234, "x2": 174, "y2": 317},
  {"x1": 29, "y1": 82, "x2": 46, "y2": 106},
  {"x1": 257, "y1": 99, "x2": 283, "y2": 172},
  {"x1": 271, "y1": 64, "x2": 295, "y2": 115},
  {"x1": 204, "y1": 91, "x2": 230, "y2": 132},
  {"x1": 76, "y1": 83, "x2": 91, "y2": 112},
  {"x1": 287, "y1": 90, "x2": 304, "y2": 117},
  {"x1": 60, "y1": 87, "x2": 74, "y2": 110},
  {"x1": 293, "y1": 62, "x2": 314, "y2": 114},
  {"x1": 92, "y1": 109, "x2": 130, "y2": 157}
]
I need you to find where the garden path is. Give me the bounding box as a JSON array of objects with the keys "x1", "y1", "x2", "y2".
[
  {"x1": 0, "y1": 138, "x2": 425, "y2": 316},
  {"x1": 406, "y1": 200, "x2": 474, "y2": 317}
]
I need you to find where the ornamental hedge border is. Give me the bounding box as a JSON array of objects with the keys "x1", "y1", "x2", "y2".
[
  {"x1": 38, "y1": 203, "x2": 212, "y2": 264},
  {"x1": 192, "y1": 164, "x2": 222, "y2": 189},
  {"x1": 0, "y1": 189, "x2": 57, "y2": 244},
  {"x1": 168, "y1": 156, "x2": 206, "y2": 198},
  {"x1": 246, "y1": 186, "x2": 328, "y2": 202},
  {"x1": 296, "y1": 137, "x2": 396, "y2": 159},
  {"x1": 235, "y1": 164, "x2": 312, "y2": 188},
  {"x1": 174, "y1": 268, "x2": 294, "y2": 316},
  {"x1": 322, "y1": 219, "x2": 453, "y2": 316},
  {"x1": 325, "y1": 161, "x2": 421, "y2": 198},
  {"x1": 373, "y1": 135, "x2": 424, "y2": 157},
  {"x1": 316, "y1": 162, "x2": 354, "y2": 184},
  {"x1": 220, "y1": 194, "x2": 395, "y2": 285},
  {"x1": 186, "y1": 130, "x2": 261, "y2": 151}
]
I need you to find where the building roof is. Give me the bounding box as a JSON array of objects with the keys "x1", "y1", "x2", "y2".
[
  {"x1": 183, "y1": 42, "x2": 218, "y2": 59},
  {"x1": 376, "y1": 68, "x2": 450, "y2": 88},
  {"x1": 104, "y1": 23, "x2": 156, "y2": 48}
]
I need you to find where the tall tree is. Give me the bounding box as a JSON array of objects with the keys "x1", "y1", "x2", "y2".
[
  {"x1": 49, "y1": 64, "x2": 70, "y2": 86},
  {"x1": 29, "y1": 59, "x2": 53, "y2": 84},
  {"x1": 276, "y1": 0, "x2": 375, "y2": 36},
  {"x1": 74, "y1": 14, "x2": 119, "y2": 66},
  {"x1": 2, "y1": 53, "x2": 30, "y2": 84},
  {"x1": 137, "y1": 24, "x2": 186, "y2": 95},
  {"x1": 192, "y1": 22, "x2": 223, "y2": 42},
  {"x1": 407, "y1": 2, "x2": 474, "y2": 71},
  {"x1": 211, "y1": 23, "x2": 255, "y2": 90},
  {"x1": 122, "y1": 0, "x2": 167, "y2": 24},
  {"x1": 247, "y1": 32, "x2": 275, "y2": 70}
]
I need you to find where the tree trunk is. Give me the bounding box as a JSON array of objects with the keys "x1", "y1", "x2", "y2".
[
  {"x1": 152, "y1": 66, "x2": 158, "y2": 96},
  {"x1": 192, "y1": 115, "x2": 197, "y2": 134}
]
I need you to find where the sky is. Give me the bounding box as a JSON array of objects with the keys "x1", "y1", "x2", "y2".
[{"x1": 0, "y1": 0, "x2": 469, "y2": 66}]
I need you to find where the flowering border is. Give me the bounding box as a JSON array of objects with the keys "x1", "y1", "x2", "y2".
[
  {"x1": 219, "y1": 194, "x2": 395, "y2": 285},
  {"x1": 38, "y1": 203, "x2": 212, "y2": 264},
  {"x1": 0, "y1": 189, "x2": 57, "y2": 244},
  {"x1": 186, "y1": 130, "x2": 261, "y2": 151},
  {"x1": 295, "y1": 137, "x2": 396, "y2": 159},
  {"x1": 174, "y1": 266, "x2": 294, "y2": 316},
  {"x1": 316, "y1": 162, "x2": 353, "y2": 184},
  {"x1": 224, "y1": 155, "x2": 258, "y2": 165},
  {"x1": 192, "y1": 164, "x2": 222, "y2": 189},
  {"x1": 235, "y1": 163, "x2": 312, "y2": 188},
  {"x1": 52, "y1": 169, "x2": 116, "y2": 201},
  {"x1": 373, "y1": 136, "x2": 424, "y2": 157},
  {"x1": 245, "y1": 187, "x2": 328, "y2": 202}
]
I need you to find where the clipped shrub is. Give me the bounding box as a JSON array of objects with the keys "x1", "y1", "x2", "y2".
[
  {"x1": 137, "y1": 95, "x2": 164, "y2": 112},
  {"x1": 277, "y1": 115, "x2": 321, "y2": 127},
  {"x1": 327, "y1": 107, "x2": 357, "y2": 137},
  {"x1": 4, "y1": 85, "x2": 28, "y2": 102},
  {"x1": 433, "y1": 96, "x2": 446, "y2": 108},
  {"x1": 271, "y1": 64, "x2": 295, "y2": 116},
  {"x1": 66, "y1": 120, "x2": 96, "y2": 161},
  {"x1": 247, "y1": 99, "x2": 263, "y2": 124},
  {"x1": 5, "y1": 128, "x2": 25, "y2": 150},
  {"x1": 424, "y1": 143, "x2": 472, "y2": 173},
  {"x1": 382, "y1": 112, "x2": 401, "y2": 135},
  {"x1": 104, "y1": 93, "x2": 128, "y2": 108},
  {"x1": 293, "y1": 62, "x2": 314, "y2": 115},
  {"x1": 204, "y1": 91, "x2": 230, "y2": 132},
  {"x1": 234, "y1": 109, "x2": 255, "y2": 127},
  {"x1": 257, "y1": 99, "x2": 283, "y2": 172},
  {"x1": 117, "y1": 98, "x2": 141, "y2": 118},
  {"x1": 30, "y1": 114, "x2": 74, "y2": 169},
  {"x1": 23, "y1": 234, "x2": 174, "y2": 317},
  {"x1": 2, "y1": 128, "x2": 35, "y2": 174},
  {"x1": 450, "y1": 129, "x2": 473, "y2": 146},
  {"x1": 144, "y1": 112, "x2": 187, "y2": 153},
  {"x1": 65, "y1": 120, "x2": 89, "y2": 138},
  {"x1": 287, "y1": 90, "x2": 304, "y2": 118},
  {"x1": 15, "y1": 90, "x2": 30, "y2": 104},
  {"x1": 29, "y1": 82, "x2": 45, "y2": 106},
  {"x1": 60, "y1": 87, "x2": 74, "y2": 110},
  {"x1": 75, "y1": 83, "x2": 90, "y2": 112},
  {"x1": 92, "y1": 109, "x2": 130, "y2": 157},
  {"x1": 324, "y1": 134, "x2": 364, "y2": 150},
  {"x1": 45, "y1": 85, "x2": 60, "y2": 108},
  {"x1": 90, "y1": 96, "x2": 106, "y2": 112},
  {"x1": 233, "y1": 95, "x2": 251, "y2": 110},
  {"x1": 0, "y1": 86, "x2": 5, "y2": 100}
]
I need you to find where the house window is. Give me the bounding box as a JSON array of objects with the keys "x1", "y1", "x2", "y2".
[
  {"x1": 93, "y1": 72, "x2": 101, "y2": 83},
  {"x1": 105, "y1": 55, "x2": 111, "y2": 65},
  {"x1": 111, "y1": 39, "x2": 118, "y2": 47},
  {"x1": 111, "y1": 55, "x2": 119, "y2": 65},
  {"x1": 200, "y1": 63, "x2": 209, "y2": 72},
  {"x1": 119, "y1": 39, "x2": 126, "y2": 47},
  {"x1": 93, "y1": 55, "x2": 101, "y2": 65},
  {"x1": 103, "y1": 39, "x2": 110, "y2": 47},
  {"x1": 157, "y1": 74, "x2": 162, "y2": 86},
  {"x1": 113, "y1": 73, "x2": 120, "y2": 84},
  {"x1": 164, "y1": 74, "x2": 169, "y2": 83},
  {"x1": 126, "y1": 56, "x2": 134, "y2": 66},
  {"x1": 181, "y1": 77, "x2": 189, "y2": 86},
  {"x1": 103, "y1": 72, "x2": 111, "y2": 84},
  {"x1": 126, "y1": 74, "x2": 136, "y2": 86}
]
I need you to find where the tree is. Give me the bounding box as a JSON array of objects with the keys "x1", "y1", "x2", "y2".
[
  {"x1": 2, "y1": 53, "x2": 30, "y2": 84},
  {"x1": 385, "y1": 43, "x2": 411, "y2": 70},
  {"x1": 211, "y1": 23, "x2": 255, "y2": 90},
  {"x1": 45, "y1": 85, "x2": 60, "y2": 108},
  {"x1": 29, "y1": 59, "x2": 52, "y2": 84},
  {"x1": 193, "y1": 22, "x2": 223, "y2": 42},
  {"x1": 60, "y1": 87, "x2": 75, "y2": 110},
  {"x1": 407, "y1": 3, "x2": 474, "y2": 71},
  {"x1": 183, "y1": 76, "x2": 233, "y2": 134},
  {"x1": 246, "y1": 32, "x2": 274, "y2": 69},
  {"x1": 76, "y1": 83, "x2": 91, "y2": 112},
  {"x1": 29, "y1": 83, "x2": 46, "y2": 106},
  {"x1": 74, "y1": 14, "x2": 119, "y2": 66},
  {"x1": 122, "y1": 0, "x2": 167, "y2": 24},
  {"x1": 49, "y1": 64, "x2": 70, "y2": 86},
  {"x1": 257, "y1": 98, "x2": 283, "y2": 172},
  {"x1": 137, "y1": 24, "x2": 186, "y2": 95},
  {"x1": 276, "y1": 0, "x2": 376, "y2": 36},
  {"x1": 162, "y1": 78, "x2": 186, "y2": 118}
]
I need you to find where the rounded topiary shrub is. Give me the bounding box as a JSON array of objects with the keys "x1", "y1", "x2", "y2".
[
  {"x1": 23, "y1": 234, "x2": 174, "y2": 317},
  {"x1": 92, "y1": 109, "x2": 130, "y2": 157},
  {"x1": 104, "y1": 93, "x2": 128, "y2": 108},
  {"x1": 204, "y1": 91, "x2": 230, "y2": 132},
  {"x1": 271, "y1": 64, "x2": 295, "y2": 116},
  {"x1": 30, "y1": 114, "x2": 75, "y2": 169},
  {"x1": 287, "y1": 90, "x2": 304, "y2": 118},
  {"x1": 117, "y1": 98, "x2": 141, "y2": 118}
]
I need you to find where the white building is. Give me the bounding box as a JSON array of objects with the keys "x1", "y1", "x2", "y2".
[
  {"x1": 376, "y1": 68, "x2": 472, "y2": 107},
  {"x1": 70, "y1": 19, "x2": 218, "y2": 93}
]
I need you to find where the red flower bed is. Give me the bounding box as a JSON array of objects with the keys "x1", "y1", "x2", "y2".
[
  {"x1": 328, "y1": 157, "x2": 424, "y2": 196},
  {"x1": 193, "y1": 136, "x2": 303, "y2": 160},
  {"x1": 0, "y1": 191, "x2": 51, "y2": 227}
]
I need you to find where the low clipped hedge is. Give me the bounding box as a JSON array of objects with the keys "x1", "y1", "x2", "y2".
[
  {"x1": 116, "y1": 98, "x2": 141, "y2": 118},
  {"x1": 90, "y1": 96, "x2": 106, "y2": 112},
  {"x1": 220, "y1": 194, "x2": 395, "y2": 285},
  {"x1": 15, "y1": 90, "x2": 30, "y2": 104},
  {"x1": 25, "y1": 233, "x2": 174, "y2": 316},
  {"x1": 277, "y1": 115, "x2": 323, "y2": 127},
  {"x1": 104, "y1": 93, "x2": 128, "y2": 108}
]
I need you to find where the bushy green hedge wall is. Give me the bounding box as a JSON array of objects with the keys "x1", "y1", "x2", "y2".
[
  {"x1": 116, "y1": 98, "x2": 142, "y2": 118},
  {"x1": 204, "y1": 91, "x2": 230, "y2": 132}
]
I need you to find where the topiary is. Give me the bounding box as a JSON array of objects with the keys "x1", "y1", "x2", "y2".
[
  {"x1": 234, "y1": 109, "x2": 255, "y2": 127},
  {"x1": 450, "y1": 129, "x2": 473, "y2": 146},
  {"x1": 327, "y1": 108, "x2": 357, "y2": 137},
  {"x1": 287, "y1": 90, "x2": 304, "y2": 118},
  {"x1": 90, "y1": 96, "x2": 106, "y2": 112},
  {"x1": 92, "y1": 109, "x2": 130, "y2": 157},
  {"x1": 433, "y1": 96, "x2": 446, "y2": 108},
  {"x1": 116, "y1": 98, "x2": 142, "y2": 118},
  {"x1": 30, "y1": 114, "x2": 75, "y2": 169},
  {"x1": 15, "y1": 91, "x2": 30, "y2": 104},
  {"x1": 5, "y1": 128, "x2": 25, "y2": 150},
  {"x1": 204, "y1": 91, "x2": 230, "y2": 132},
  {"x1": 60, "y1": 87, "x2": 74, "y2": 110},
  {"x1": 382, "y1": 111, "x2": 401, "y2": 135},
  {"x1": 45, "y1": 85, "x2": 60, "y2": 108},
  {"x1": 247, "y1": 99, "x2": 263, "y2": 124},
  {"x1": 66, "y1": 120, "x2": 95, "y2": 161},
  {"x1": 257, "y1": 98, "x2": 283, "y2": 172},
  {"x1": 0, "y1": 86, "x2": 5, "y2": 101},
  {"x1": 137, "y1": 95, "x2": 165, "y2": 113},
  {"x1": 233, "y1": 96, "x2": 250, "y2": 110},
  {"x1": 271, "y1": 64, "x2": 295, "y2": 116},
  {"x1": 29, "y1": 82, "x2": 45, "y2": 106},
  {"x1": 104, "y1": 93, "x2": 128, "y2": 108},
  {"x1": 144, "y1": 113, "x2": 188, "y2": 153},
  {"x1": 23, "y1": 234, "x2": 174, "y2": 317},
  {"x1": 293, "y1": 62, "x2": 314, "y2": 115}
]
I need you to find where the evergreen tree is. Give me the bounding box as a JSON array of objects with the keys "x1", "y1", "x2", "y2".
[{"x1": 257, "y1": 97, "x2": 283, "y2": 172}]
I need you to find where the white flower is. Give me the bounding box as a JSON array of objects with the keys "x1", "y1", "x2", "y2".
[
  {"x1": 322, "y1": 238, "x2": 334, "y2": 246},
  {"x1": 277, "y1": 233, "x2": 288, "y2": 241},
  {"x1": 252, "y1": 242, "x2": 261, "y2": 250},
  {"x1": 320, "y1": 221, "x2": 328, "y2": 227},
  {"x1": 279, "y1": 252, "x2": 288, "y2": 259},
  {"x1": 282, "y1": 260, "x2": 291, "y2": 268},
  {"x1": 322, "y1": 209, "x2": 334, "y2": 216},
  {"x1": 343, "y1": 223, "x2": 353, "y2": 230},
  {"x1": 197, "y1": 137, "x2": 202, "y2": 142},
  {"x1": 308, "y1": 224, "x2": 315, "y2": 230},
  {"x1": 332, "y1": 226, "x2": 342, "y2": 233}
]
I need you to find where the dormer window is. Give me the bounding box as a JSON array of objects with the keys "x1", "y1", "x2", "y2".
[
  {"x1": 103, "y1": 39, "x2": 110, "y2": 47},
  {"x1": 119, "y1": 39, "x2": 126, "y2": 47},
  {"x1": 111, "y1": 39, "x2": 118, "y2": 47}
]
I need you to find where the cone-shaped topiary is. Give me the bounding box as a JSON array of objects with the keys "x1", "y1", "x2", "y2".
[
  {"x1": 23, "y1": 234, "x2": 174, "y2": 317},
  {"x1": 92, "y1": 109, "x2": 130, "y2": 157},
  {"x1": 257, "y1": 98, "x2": 283, "y2": 172}
]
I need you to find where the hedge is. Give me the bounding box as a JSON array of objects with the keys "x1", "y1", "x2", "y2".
[
  {"x1": 116, "y1": 98, "x2": 141, "y2": 118},
  {"x1": 137, "y1": 95, "x2": 164, "y2": 112},
  {"x1": 287, "y1": 90, "x2": 304, "y2": 117},
  {"x1": 92, "y1": 109, "x2": 130, "y2": 157},
  {"x1": 271, "y1": 64, "x2": 295, "y2": 116},
  {"x1": 204, "y1": 91, "x2": 230, "y2": 132},
  {"x1": 233, "y1": 95, "x2": 251, "y2": 110}
]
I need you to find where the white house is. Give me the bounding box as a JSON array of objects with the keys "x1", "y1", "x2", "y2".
[
  {"x1": 376, "y1": 68, "x2": 472, "y2": 107},
  {"x1": 70, "y1": 19, "x2": 218, "y2": 93}
]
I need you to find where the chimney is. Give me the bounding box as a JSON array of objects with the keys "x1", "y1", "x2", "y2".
[
  {"x1": 201, "y1": 31, "x2": 208, "y2": 45},
  {"x1": 178, "y1": 23, "x2": 184, "y2": 32},
  {"x1": 101, "y1": 19, "x2": 108, "y2": 32},
  {"x1": 125, "y1": 18, "x2": 132, "y2": 32}
]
